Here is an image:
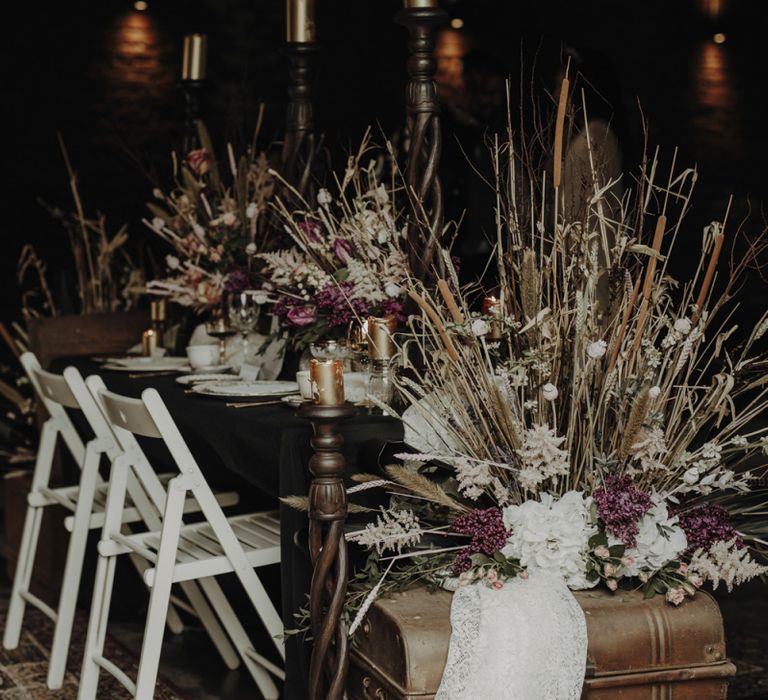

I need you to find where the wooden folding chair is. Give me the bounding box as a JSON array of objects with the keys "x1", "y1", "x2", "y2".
[
  {"x1": 78, "y1": 382, "x2": 284, "y2": 700},
  {"x1": 2, "y1": 353, "x2": 240, "y2": 689}
]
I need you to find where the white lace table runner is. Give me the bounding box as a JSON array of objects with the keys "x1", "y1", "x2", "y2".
[{"x1": 436, "y1": 571, "x2": 587, "y2": 699}]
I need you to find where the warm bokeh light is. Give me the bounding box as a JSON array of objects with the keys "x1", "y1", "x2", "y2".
[
  {"x1": 134, "y1": 0, "x2": 148, "y2": 11},
  {"x1": 434, "y1": 29, "x2": 469, "y2": 102},
  {"x1": 450, "y1": 17, "x2": 465, "y2": 29},
  {"x1": 713, "y1": 32, "x2": 726, "y2": 44}
]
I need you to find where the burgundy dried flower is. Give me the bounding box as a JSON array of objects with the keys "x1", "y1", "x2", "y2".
[
  {"x1": 381, "y1": 299, "x2": 406, "y2": 321},
  {"x1": 224, "y1": 269, "x2": 249, "y2": 295},
  {"x1": 592, "y1": 475, "x2": 653, "y2": 548},
  {"x1": 451, "y1": 507, "x2": 509, "y2": 575},
  {"x1": 334, "y1": 238, "x2": 353, "y2": 265},
  {"x1": 187, "y1": 148, "x2": 213, "y2": 176},
  {"x1": 298, "y1": 221, "x2": 323, "y2": 243},
  {"x1": 315, "y1": 282, "x2": 371, "y2": 327},
  {"x1": 286, "y1": 304, "x2": 318, "y2": 327},
  {"x1": 678, "y1": 504, "x2": 742, "y2": 555}
]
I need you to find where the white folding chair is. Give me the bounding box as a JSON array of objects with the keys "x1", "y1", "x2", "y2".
[
  {"x1": 78, "y1": 382, "x2": 284, "y2": 700},
  {"x1": 2, "y1": 353, "x2": 240, "y2": 689}
]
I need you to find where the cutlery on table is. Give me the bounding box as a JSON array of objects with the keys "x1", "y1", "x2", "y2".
[{"x1": 225, "y1": 399, "x2": 286, "y2": 408}]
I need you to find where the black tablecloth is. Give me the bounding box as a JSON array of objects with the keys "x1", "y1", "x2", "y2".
[{"x1": 55, "y1": 358, "x2": 403, "y2": 699}]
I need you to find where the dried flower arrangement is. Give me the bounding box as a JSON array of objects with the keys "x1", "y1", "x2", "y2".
[
  {"x1": 257, "y1": 134, "x2": 409, "y2": 350},
  {"x1": 336, "y1": 88, "x2": 768, "y2": 633},
  {"x1": 145, "y1": 116, "x2": 277, "y2": 311},
  {"x1": 19, "y1": 139, "x2": 141, "y2": 319}
]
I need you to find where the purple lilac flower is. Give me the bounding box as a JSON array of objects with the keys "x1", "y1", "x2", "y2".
[
  {"x1": 452, "y1": 507, "x2": 510, "y2": 575},
  {"x1": 678, "y1": 504, "x2": 743, "y2": 555},
  {"x1": 592, "y1": 475, "x2": 654, "y2": 548},
  {"x1": 224, "y1": 269, "x2": 249, "y2": 295},
  {"x1": 315, "y1": 282, "x2": 371, "y2": 327}
]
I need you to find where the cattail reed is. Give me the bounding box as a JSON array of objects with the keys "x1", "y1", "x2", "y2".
[
  {"x1": 692, "y1": 231, "x2": 725, "y2": 323},
  {"x1": 553, "y1": 77, "x2": 570, "y2": 189},
  {"x1": 407, "y1": 290, "x2": 460, "y2": 361},
  {"x1": 437, "y1": 278, "x2": 465, "y2": 324}
]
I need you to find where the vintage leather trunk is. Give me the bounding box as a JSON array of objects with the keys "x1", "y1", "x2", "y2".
[{"x1": 349, "y1": 586, "x2": 736, "y2": 699}]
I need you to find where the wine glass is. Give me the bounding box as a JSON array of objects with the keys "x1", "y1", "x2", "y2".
[
  {"x1": 228, "y1": 291, "x2": 260, "y2": 362},
  {"x1": 205, "y1": 316, "x2": 236, "y2": 364}
]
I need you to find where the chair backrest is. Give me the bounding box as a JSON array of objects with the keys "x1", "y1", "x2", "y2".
[
  {"x1": 20, "y1": 352, "x2": 86, "y2": 467},
  {"x1": 92, "y1": 383, "x2": 229, "y2": 531},
  {"x1": 84, "y1": 375, "x2": 175, "y2": 517}
]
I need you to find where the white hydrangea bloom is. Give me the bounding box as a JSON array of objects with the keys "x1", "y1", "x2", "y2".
[
  {"x1": 620, "y1": 496, "x2": 687, "y2": 576},
  {"x1": 502, "y1": 491, "x2": 598, "y2": 590}
]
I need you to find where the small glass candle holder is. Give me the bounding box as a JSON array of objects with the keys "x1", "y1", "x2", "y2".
[
  {"x1": 366, "y1": 316, "x2": 397, "y2": 411},
  {"x1": 310, "y1": 358, "x2": 345, "y2": 405}
]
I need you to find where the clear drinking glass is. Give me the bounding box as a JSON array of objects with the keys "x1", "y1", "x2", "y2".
[{"x1": 228, "y1": 291, "x2": 259, "y2": 362}]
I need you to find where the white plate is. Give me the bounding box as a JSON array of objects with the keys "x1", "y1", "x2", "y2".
[
  {"x1": 191, "y1": 380, "x2": 299, "y2": 399},
  {"x1": 102, "y1": 357, "x2": 191, "y2": 372},
  {"x1": 175, "y1": 373, "x2": 238, "y2": 386}
]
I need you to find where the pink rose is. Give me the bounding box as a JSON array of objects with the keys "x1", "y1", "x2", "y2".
[
  {"x1": 621, "y1": 556, "x2": 635, "y2": 568},
  {"x1": 458, "y1": 571, "x2": 474, "y2": 587},
  {"x1": 665, "y1": 588, "x2": 686, "y2": 606},
  {"x1": 485, "y1": 570, "x2": 499, "y2": 584},
  {"x1": 604, "y1": 564, "x2": 617, "y2": 577},
  {"x1": 518, "y1": 570, "x2": 529, "y2": 581},
  {"x1": 334, "y1": 238, "x2": 353, "y2": 264},
  {"x1": 689, "y1": 574, "x2": 704, "y2": 589},
  {"x1": 491, "y1": 581, "x2": 504, "y2": 590},
  {"x1": 594, "y1": 546, "x2": 610, "y2": 559},
  {"x1": 606, "y1": 578, "x2": 618, "y2": 591},
  {"x1": 286, "y1": 305, "x2": 317, "y2": 327},
  {"x1": 187, "y1": 148, "x2": 213, "y2": 175}
]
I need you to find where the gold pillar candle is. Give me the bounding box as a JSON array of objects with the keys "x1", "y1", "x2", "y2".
[
  {"x1": 367, "y1": 316, "x2": 396, "y2": 361},
  {"x1": 181, "y1": 33, "x2": 207, "y2": 81},
  {"x1": 483, "y1": 296, "x2": 503, "y2": 340},
  {"x1": 310, "y1": 359, "x2": 345, "y2": 405},
  {"x1": 404, "y1": 0, "x2": 438, "y2": 7},
  {"x1": 141, "y1": 329, "x2": 157, "y2": 357},
  {"x1": 150, "y1": 299, "x2": 166, "y2": 322},
  {"x1": 286, "y1": 0, "x2": 316, "y2": 42}
]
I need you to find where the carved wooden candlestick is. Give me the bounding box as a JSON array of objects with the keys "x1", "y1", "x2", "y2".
[
  {"x1": 282, "y1": 42, "x2": 318, "y2": 201},
  {"x1": 180, "y1": 80, "x2": 205, "y2": 154},
  {"x1": 396, "y1": 3, "x2": 448, "y2": 280},
  {"x1": 297, "y1": 401, "x2": 357, "y2": 700}
]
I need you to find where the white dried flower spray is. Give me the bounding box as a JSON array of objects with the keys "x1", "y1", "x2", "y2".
[
  {"x1": 515, "y1": 424, "x2": 570, "y2": 492},
  {"x1": 689, "y1": 539, "x2": 768, "y2": 592},
  {"x1": 347, "y1": 508, "x2": 422, "y2": 555}
]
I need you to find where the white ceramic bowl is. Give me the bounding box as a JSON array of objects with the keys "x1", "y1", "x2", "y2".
[{"x1": 186, "y1": 344, "x2": 220, "y2": 370}]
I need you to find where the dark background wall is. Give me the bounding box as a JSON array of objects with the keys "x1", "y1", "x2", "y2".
[{"x1": 4, "y1": 0, "x2": 767, "y2": 323}]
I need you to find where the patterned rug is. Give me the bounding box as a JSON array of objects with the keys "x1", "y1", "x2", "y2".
[{"x1": 0, "y1": 608, "x2": 185, "y2": 699}]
